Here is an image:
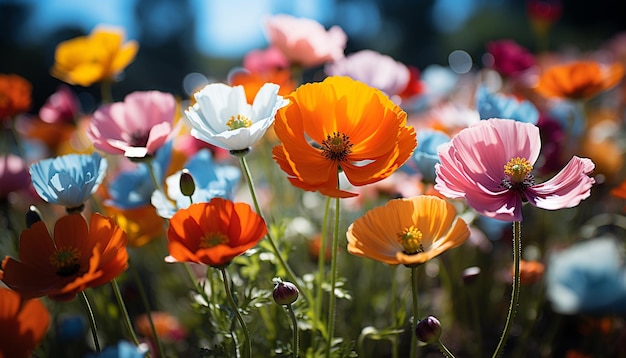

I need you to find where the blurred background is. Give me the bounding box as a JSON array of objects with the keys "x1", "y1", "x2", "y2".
[{"x1": 1, "y1": 0, "x2": 625, "y2": 112}]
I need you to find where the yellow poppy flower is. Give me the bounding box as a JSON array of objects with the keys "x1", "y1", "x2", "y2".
[
  {"x1": 347, "y1": 195, "x2": 469, "y2": 266},
  {"x1": 51, "y1": 26, "x2": 138, "y2": 87}
]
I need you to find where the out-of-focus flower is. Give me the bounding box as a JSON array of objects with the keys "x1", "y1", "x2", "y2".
[
  {"x1": 0, "y1": 154, "x2": 30, "y2": 199},
  {"x1": 85, "y1": 340, "x2": 148, "y2": 358},
  {"x1": 264, "y1": 14, "x2": 347, "y2": 68},
  {"x1": 0, "y1": 288, "x2": 50, "y2": 358},
  {"x1": 88, "y1": 91, "x2": 177, "y2": 158},
  {"x1": 535, "y1": 61, "x2": 624, "y2": 100},
  {"x1": 527, "y1": 0, "x2": 562, "y2": 36},
  {"x1": 39, "y1": 85, "x2": 80, "y2": 124},
  {"x1": 517, "y1": 260, "x2": 545, "y2": 285},
  {"x1": 135, "y1": 312, "x2": 186, "y2": 342},
  {"x1": 0, "y1": 213, "x2": 128, "y2": 301},
  {"x1": 106, "y1": 141, "x2": 172, "y2": 209},
  {"x1": 184, "y1": 83, "x2": 288, "y2": 152},
  {"x1": 106, "y1": 205, "x2": 165, "y2": 247},
  {"x1": 242, "y1": 46, "x2": 289, "y2": 73},
  {"x1": 546, "y1": 237, "x2": 626, "y2": 314},
  {"x1": 228, "y1": 68, "x2": 295, "y2": 104},
  {"x1": 29, "y1": 152, "x2": 107, "y2": 212},
  {"x1": 272, "y1": 76, "x2": 416, "y2": 198},
  {"x1": 51, "y1": 26, "x2": 138, "y2": 87},
  {"x1": 403, "y1": 129, "x2": 450, "y2": 183},
  {"x1": 165, "y1": 198, "x2": 267, "y2": 268},
  {"x1": 418, "y1": 103, "x2": 479, "y2": 137},
  {"x1": 324, "y1": 50, "x2": 413, "y2": 98},
  {"x1": 475, "y1": 86, "x2": 539, "y2": 124},
  {"x1": 0, "y1": 74, "x2": 31, "y2": 119},
  {"x1": 435, "y1": 118, "x2": 595, "y2": 222},
  {"x1": 485, "y1": 40, "x2": 536, "y2": 78},
  {"x1": 151, "y1": 149, "x2": 241, "y2": 218},
  {"x1": 346, "y1": 195, "x2": 470, "y2": 266}
]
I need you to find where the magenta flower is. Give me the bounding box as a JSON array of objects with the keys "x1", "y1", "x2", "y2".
[
  {"x1": 87, "y1": 91, "x2": 177, "y2": 158},
  {"x1": 435, "y1": 118, "x2": 595, "y2": 222},
  {"x1": 486, "y1": 40, "x2": 535, "y2": 78},
  {"x1": 0, "y1": 154, "x2": 30, "y2": 199},
  {"x1": 264, "y1": 14, "x2": 347, "y2": 68},
  {"x1": 38, "y1": 85, "x2": 80, "y2": 124}
]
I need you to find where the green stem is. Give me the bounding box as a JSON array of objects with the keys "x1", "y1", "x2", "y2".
[
  {"x1": 287, "y1": 304, "x2": 300, "y2": 357},
  {"x1": 437, "y1": 339, "x2": 456, "y2": 358},
  {"x1": 220, "y1": 266, "x2": 251, "y2": 358},
  {"x1": 491, "y1": 221, "x2": 522, "y2": 358},
  {"x1": 410, "y1": 266, "x2": 419, "y2": 358},
  {"x1": 325, "y1": 197, "x2": 341, "y2": 357},
  {"x1": 146, "y1": 159, "x2": 162, "y2": 193},
  {"x1": 80, "y1": 291, "x2": 101, "y2": 352},
  {"x1": 101, "y1": 80, "x2": 113, "y2": 104},
  {"x1": 111, "y1": 278, "x2": 141, "y2": 346},
  {"x1": 237, "y1": 155, "x2": 311, "y2": 304},
  {"x1": 314, "y1": 196, "x2": 332, "y2": 338},
  {"x1": 391, "y1": 265, "x2": 399, "y2": 358},
  {"x1": 129, "y1": 261, "x2": 166, "y2": 358}
]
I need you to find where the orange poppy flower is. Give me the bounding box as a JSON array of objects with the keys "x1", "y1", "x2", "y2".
[
  {"x1": 106, "y1": 204, "x2": 165, "y2": 247},
  {"x1": 0, "y1": 74, "x2": 31, "y2": 119},
  {"x1": 166, "y1": 198, "x2": 267, "y2": 267},
  {"x1": 0, "y1": 213, "x2": 128, "y2": 302},
  {"x1": 229, "y1": 68, "x2": 296, "y2": 104},
  {"x1": 0, "y1": 288, "x2": 50, "y2": 358},
  {"x1": 347, "y1": 195, "x2": 470, "y2": 266},
  {"x1": 272, "y1": 76, "x2": 417, "y2": 198},
  {"x1": 535, "y1": 61, "x2": 624, "y2": 100},
  {"x1": 135, "y1": 311, "x2": 186, "y2": 342},
  {"x1": 51, "y1": 26, "x2": 138, "y2": 87}
]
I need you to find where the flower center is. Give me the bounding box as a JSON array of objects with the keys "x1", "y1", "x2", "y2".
[
  {"x1": 397, "y1": 225, "x2": 424, "y2": 255},
  {"x1": 129, "y1": 131, "x2": 150, "y2": 147},
  {"x1": 226, "y1": 114, "x2": 252, "y2": 130},
  {"x1": 501, "y1": 157, "x2": 535, "y2": 191},
  {"x1": 321, "y1": 132, "x2": 353, "y2": 162},
  {"x1": 50, "y1": 247, "x2": 81, "y2": 277},
  {"x1": 199, "y1": 232, "x2": 229, "y2": 249}
]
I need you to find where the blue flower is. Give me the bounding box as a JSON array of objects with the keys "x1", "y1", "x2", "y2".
[
  {"x1": 29, "y1": 152, "x2": 107, "y2": 210},
  {"x1": 151, "y1": 149, "x2": 241, "y2": 218},
  {"x1": 84, "y1": 341, "x2": 147, "y2": 358},
  {"x1": 401, "y1": 129, "x2": 450, "y2": 182},
  {"x1": 106, "y1": 141, "x2": 172, "y2": 209},
  {"x1": 546, "y1": 237, "x2": 626, "y2": 314},
  {"x1": 475, "y1": 86, "x2": 539, "y2": 124}
]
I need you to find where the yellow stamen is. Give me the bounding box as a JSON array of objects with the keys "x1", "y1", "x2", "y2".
[
  {"x1": 321, "y1": 132, "x2": 353, "y2": 162},
  {"x1": 504, "y1": 157, "x2": 533, "y2": 183},
  {"x1": 226, "y1": 114, "x2": 252, "y2": 130},
  {"x1": 199, "y1": 232, "x2": 229, "y2": 249},
  {"x1": 50, "y1": 247, "x2": 81, "y2": 277},
  {"x1": 397, "y1": 225, "x2": 424, "y2": 254}
]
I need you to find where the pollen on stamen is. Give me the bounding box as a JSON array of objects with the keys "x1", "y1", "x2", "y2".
[
  {"x1": 321, "y1": 132, "x2": 353, "y2": 162},
  {"x1": 504, "y1": 157, "x2": 533, "y2": 183},
  {"x1": 50, "y1": 247, "x2": 81, "y2": 277},
  {"x1": 226, "y1": 114, "x2": 252, "y2": 130},
  {"x1": 199, "y1": 232, "x2": 229, "y2": 249},
  {"x1": 397, "y1": 225, "x2": 424, "y2": 255}
]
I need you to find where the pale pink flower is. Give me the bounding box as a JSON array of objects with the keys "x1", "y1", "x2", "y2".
[
  {"x1": 265, "y1": 14, "x2": 347, "y2": 68},
  {"x1": 435, "y1": 118, "x2": 595, "y2": 222},
  {"x1": 87, "y1": 91, "x2": 177, "y2": 158}
]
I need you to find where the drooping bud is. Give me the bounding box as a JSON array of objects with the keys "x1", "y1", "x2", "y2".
[
  {"x1": 415, "y1": 315, "x2": 442, "y2": 344},
  {"x1": 179, "y1": 169, "x2": 196, "y2": 197},
  {"x1": 25, "y1": 205, "x2": 42, "y2": 228},
  {"x1": 273, "y1": 280, "x2": 299, "y2": 305}
]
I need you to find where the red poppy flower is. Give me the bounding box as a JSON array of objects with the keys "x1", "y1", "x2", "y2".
[
  {"x1": 0, "y1": 214, "x2": 128, "y2": 301},
  {"x1": 166, "y1": 198, "x2": 267, "y2": 267},
  {"x1": 0, "y1": 74, "x2": 31, "y2": 120}
]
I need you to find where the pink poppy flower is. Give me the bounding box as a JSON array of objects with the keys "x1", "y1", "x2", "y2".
[
  {"x1": 0, "y1": 154, "x2": 30, "y2": 199},
  {"x1": 38, "y1": 85, "x2": 80, "y2": 124},
  {"x1": 434, "y1": 118, "x2": 595, "y2": 222},
  {"x1": 243, "y1": 46, "x2": 289, "y2": 73},
  {"x1": 87, "y1": 91, "x2": 177, "y2": 158},
  {"x1": 265, "y1": 14, "x2": 347, "y2": 68},
  {"x1": 486, "y1": 40, "x2": 536, "y2": 78}
]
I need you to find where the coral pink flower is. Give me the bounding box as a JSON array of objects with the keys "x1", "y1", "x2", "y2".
[
  {"x1": 87, "y1": 91, "x2": 177, "y2": 158},
  {"x1": 265, "y1": 14, "x2": 347, "y2": 68},
  {"x1": 435, "y1": 118, "x2": 595, "y2": 222},
  {"x1": 243, "y1": 46, "x2": 289, "y2": 73}
]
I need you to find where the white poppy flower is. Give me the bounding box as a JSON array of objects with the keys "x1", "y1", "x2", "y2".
[{"x1": 184, "y1": 82, "x2": 289, "y2": 152}]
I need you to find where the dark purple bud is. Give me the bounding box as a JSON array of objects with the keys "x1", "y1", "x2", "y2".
[
  {"x1": 415, "y1": 315, "x2": 442, "y2": 344},
  {"x1": 273, "y1": 281, "x2": 299, "y2": 305}
]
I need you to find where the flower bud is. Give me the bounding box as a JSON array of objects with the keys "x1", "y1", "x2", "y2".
[
  {"x1": 25, "y1": 205, "x2": 42, "y2": 228},
  {"x1": 179, "y1": 169, "x2": 196, "y2": 197},
  {"x1": 273, "y1": 281, "x2": 299, "y2": 305},
  {"x1": 415, "y1": 315, "x2": 442, "y2": 344}
]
